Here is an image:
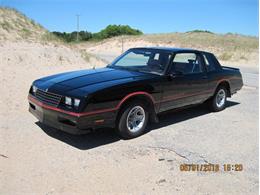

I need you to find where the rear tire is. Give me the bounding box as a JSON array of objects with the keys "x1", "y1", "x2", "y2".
[
  {"x1": 208, "y1": 86, "x2": 227, "y2": 112},
  {"x1": 117, "y1": 100, "x2": 149, "y2": 139}
]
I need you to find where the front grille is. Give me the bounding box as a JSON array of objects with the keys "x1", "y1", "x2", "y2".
[{"x1": 35, "y1": 89, "x2": 62, "y2": 107}]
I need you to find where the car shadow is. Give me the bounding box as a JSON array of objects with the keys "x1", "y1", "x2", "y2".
[
  {"x1": 36, "y1": 122, "x2": 121, "y2": 150},
  {"x1": 36, "y1": 100, "x2": 240, "y2": 150},
  {"x1": 148, "y1": 101, "x2": 240, "y2": 131}
]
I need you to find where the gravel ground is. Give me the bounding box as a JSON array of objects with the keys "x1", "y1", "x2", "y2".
[{"x1": 0, "y1": 48, "x2": 258, "y2": 194}]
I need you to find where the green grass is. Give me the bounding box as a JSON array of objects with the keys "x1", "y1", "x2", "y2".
[
  {"x1": 41, "y1": 32, "x2": 62, "y2": 42},
  {"x1": 123, "y1": 32, "x2": 258, "y2": 61},
  {"x1": 240, "y1": 55, "x2": 248, "y2": 60},
  {"x1": 0, "y1": 7, "x2": 48, "y2": 41},
  {"x1": 80, "y1": 50, "x2": 91, "y2": 62},
  {"x1": 21, "y1": 28, "x2": 32, "y2": 38},
  {"x1": 142, "y1": 33, "x2": 258, "y2": 51},
  {"x1": 0, "y1": 21, "x2": 13, "y2": 32},
  {"x1": 218, "y1": 52, "x2": 233, "y2": 61}
]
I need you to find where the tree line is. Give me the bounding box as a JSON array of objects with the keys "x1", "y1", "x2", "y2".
[{"x1": 52, "y1": 25, "x2": 143, "y2": 42}]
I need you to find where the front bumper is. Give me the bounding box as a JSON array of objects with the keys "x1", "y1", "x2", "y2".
[{"x1": 28, "y1": 96, "x2": 116, "y2": 134}]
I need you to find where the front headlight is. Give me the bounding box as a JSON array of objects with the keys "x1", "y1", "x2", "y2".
[
  {"x1": 65, "y1": 97, "x2": 81, "y2": 108},
  {"x1": 32, "y1": 85, "x2": 38, "y2": 94},
  {"x1": 74, "y1": 98, "x2": 81, "y2": 107},
  {"x1": 65, "y1": 97, "x2": 72, "y2": 106}
]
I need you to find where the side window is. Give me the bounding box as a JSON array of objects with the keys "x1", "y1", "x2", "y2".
[
  {"x1": 203, "y1": 54, "x2": 216, "y2": 72},
  {"x1": 171, "y1": 53, "x2": 203, "y2": 75},
  {"x1": 154, "y1": 53, "x2": 159, "y2": 60}
]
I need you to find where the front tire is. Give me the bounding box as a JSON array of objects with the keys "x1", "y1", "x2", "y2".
[
  {"x1": 117, "y1": 101, "x2": 149, "y2": 139},
  {"x1": 208, "y1": 86, "x2": 227, "y2": 112}
]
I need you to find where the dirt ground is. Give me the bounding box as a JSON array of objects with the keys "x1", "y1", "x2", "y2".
[{"x1": 0, "y1": 41, "x2": 258, "y2": 194}]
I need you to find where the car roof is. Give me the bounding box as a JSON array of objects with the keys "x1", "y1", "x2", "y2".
[{"x1": 130, "y1": 47, "x2": 208, "y2": 54}]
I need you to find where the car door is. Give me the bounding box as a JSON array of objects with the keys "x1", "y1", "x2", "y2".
[{"x1": 159, "y1": 52, "x2": 209, "y2": 112}]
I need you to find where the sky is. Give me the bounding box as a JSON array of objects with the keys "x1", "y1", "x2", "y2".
[{"x1": 1, "y1": 0, "x2": 259, "y2": 36}]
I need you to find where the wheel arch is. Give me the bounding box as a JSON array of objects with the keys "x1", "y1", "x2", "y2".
[
  {"x1": 116, "y1": 92, "x2": 157, "y2": 123},
  {"x1": 216, "y1": 80, "x2": 231, "y2": 97}
]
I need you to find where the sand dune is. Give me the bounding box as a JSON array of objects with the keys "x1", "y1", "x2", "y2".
[{"x1": 0, "y1": 41, "x2": 105, "y2": 119}]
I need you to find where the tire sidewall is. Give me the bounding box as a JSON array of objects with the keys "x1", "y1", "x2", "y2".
[
  {"x1": 213, "y1": 87, "x2": 227, "y2": 111},
  {"x1": 117, "y1": 101, "x2": 149, "y2": 139}
]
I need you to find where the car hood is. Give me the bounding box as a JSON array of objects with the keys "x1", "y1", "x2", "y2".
[{"x1": 34, "y1": 67, "x2": 155, "y2": 95}]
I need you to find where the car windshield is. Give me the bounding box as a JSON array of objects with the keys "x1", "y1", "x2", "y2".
[{"x1": 109, "y1": 48, "x2": 172, "y2": 75}]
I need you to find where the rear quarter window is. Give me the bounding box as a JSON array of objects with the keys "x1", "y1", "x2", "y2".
[{"x1": 203, "y1": 53, "x2": 216, "y2": 72}]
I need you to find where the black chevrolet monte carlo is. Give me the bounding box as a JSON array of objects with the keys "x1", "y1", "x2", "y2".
[{"x1": 28, "y1": 47, "x2": 243, "y2": 139}]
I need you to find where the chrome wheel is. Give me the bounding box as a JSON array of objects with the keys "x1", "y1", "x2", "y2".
[
  {"x1": 126, "y1": 106, "x2": 145, "y2": 133},
  {"x1": 216, "y1": 89, "x2": 226, "y2": 108}
]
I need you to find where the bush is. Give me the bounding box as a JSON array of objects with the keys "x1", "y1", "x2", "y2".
[
  {"x1": 186, "y1": 30, "x2": 214, "y2": 34},
  {"x1": 93, "y1": 25, "x2": 142, "y2": 40},
  {"x1": 52, "y1": 25, "x2": 142, "y2": 42},
  {"x1": 52, "y1": 31, "x2": 92, "y2": 42}
]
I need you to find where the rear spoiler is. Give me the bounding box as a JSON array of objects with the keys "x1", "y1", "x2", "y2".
[{"x1": 221, "y1": 66, "x2": 240, "y2": 71}]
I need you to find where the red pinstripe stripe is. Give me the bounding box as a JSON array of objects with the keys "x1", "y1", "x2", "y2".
[
  {"x1": 116, "y1": 91, "x2": 155, "y2": 107},
  {"x1": 28, "y1": 88, "x2": 214, "y2": 117},
  {"x1": 161, "y1": 89, "x2": 213, "y2": 103}
]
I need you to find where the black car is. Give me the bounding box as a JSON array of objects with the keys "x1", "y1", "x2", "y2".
[{"x1": 28, "y1": 47, "x2": 243, "y2": 138}]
